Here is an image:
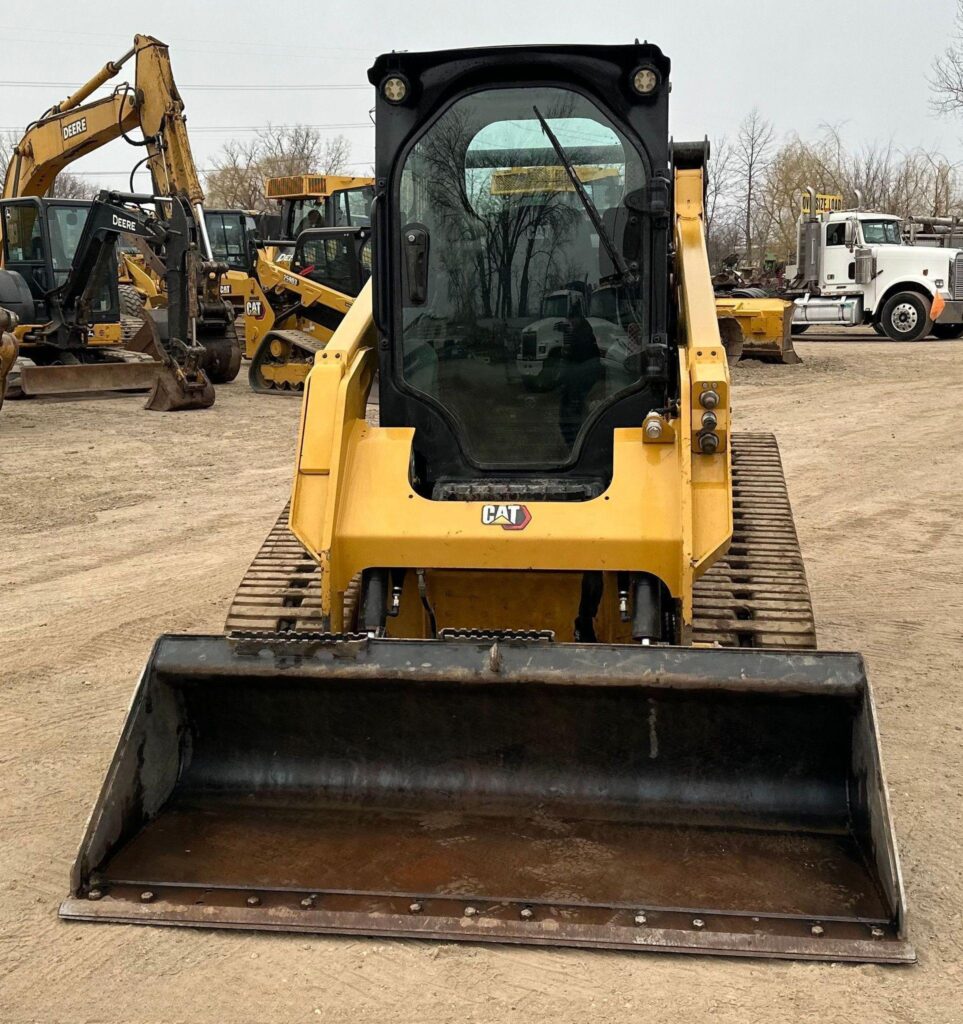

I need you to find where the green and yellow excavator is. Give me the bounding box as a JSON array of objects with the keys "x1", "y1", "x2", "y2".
[
  {"x1": 61, "y1": 43, "x2": 911, "y2": 963},
  {"x1": 0, "y1": 33, "x2": 240, "y2": 401}
]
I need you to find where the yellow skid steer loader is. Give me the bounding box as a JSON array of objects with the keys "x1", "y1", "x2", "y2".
[{"x1": 61, "y1": 43, "x2": 911, "y2": 963}]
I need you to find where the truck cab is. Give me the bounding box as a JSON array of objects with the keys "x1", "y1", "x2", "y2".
[
  {"x1": 516, "y1": 285, "x2": 635, "y2": 391},
  {"x1": 789, "y1": 201, "x2": 963, "y2": 341}
]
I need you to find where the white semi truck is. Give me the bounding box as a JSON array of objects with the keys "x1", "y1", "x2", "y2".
[{"x1": 787, "y1": 189, "x2": 963, "y2": 341}]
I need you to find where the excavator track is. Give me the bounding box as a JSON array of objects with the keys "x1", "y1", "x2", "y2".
[{"x1": 227, "y1": 432, "x2": 816, "y2": 647}]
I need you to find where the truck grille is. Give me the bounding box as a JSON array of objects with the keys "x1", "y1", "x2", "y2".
[
  {"x1": 520, "y1": 331, "x2": 537, "y2": 360},
  {"x1": 952, "y1": 252, "x2": 963, "y2": 299}
]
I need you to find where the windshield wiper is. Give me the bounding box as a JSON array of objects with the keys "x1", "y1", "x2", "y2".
[{"x1": 532, "y1": 104, "x2": 637, "y2": 287}]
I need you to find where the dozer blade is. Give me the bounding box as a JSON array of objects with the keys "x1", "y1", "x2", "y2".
[
  {"x1": 19, "y1": 360, "x2": 163, "y2": 396},
  {"x1": 61, "y1": 634, "x2": 913, "y2": 963},
  {"x1": 716, "y1": 297, "x2": 801, "y2": 364}
]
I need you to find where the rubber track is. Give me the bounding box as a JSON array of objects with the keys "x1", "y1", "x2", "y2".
[{"x1": 226, "y1": 433, "x2": 816, "y2": 649}]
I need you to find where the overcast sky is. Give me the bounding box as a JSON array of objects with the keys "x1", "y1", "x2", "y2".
[{"x1": 3, "y1": 0, "x2": 961, "y2": 190}]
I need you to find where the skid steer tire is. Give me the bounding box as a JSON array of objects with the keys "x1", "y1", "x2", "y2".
[
  {"x1": 880, "y1": 291, "x2": 932, "y2": 342},
  {"x1": 790, "y1": 324, "x2": 809, "y2": 336}
]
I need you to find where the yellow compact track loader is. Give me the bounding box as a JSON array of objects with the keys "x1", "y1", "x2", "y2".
[
  {"x1": 62, "y1": 43, "x2": 911, "y2": 963},
  {"x1": 242, "y1": 225, "x2": 370, "y2": 393}
]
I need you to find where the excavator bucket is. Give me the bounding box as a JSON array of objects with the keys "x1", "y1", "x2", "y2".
[
  {"x1": 0, "y1": 316, "x2": 19, "y2": 412},
  {"x1": 61, "y1": 633, "x2": 913, "y2": 964},
  {"x1": 134, "y1": 313, "x2": 216, "y2": 412},
  {"x1": 143, "y1": 366, "x2": 214, "y2": 411},
  {"x1": 715, "y1": 297, "x2": 801, "y2": 364}
]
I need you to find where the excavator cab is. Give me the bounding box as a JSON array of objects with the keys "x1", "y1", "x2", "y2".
[
  {"x1": 62, "y1": 44, "x2": 912, "y2": 963},
  {"x1": 1, "y1": 197, "x2": 119, "y2": 344}
]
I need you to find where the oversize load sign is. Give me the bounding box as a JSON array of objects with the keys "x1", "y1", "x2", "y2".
[{"x1": 481, "y1": 504, "x2": 531, "y2": 530}]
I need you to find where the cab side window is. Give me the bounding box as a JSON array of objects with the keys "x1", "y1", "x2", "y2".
[
  {"x1": 826, "y1": 223, "x2": 846, "y2": 246},
  {"x1": 4, "y1": 204, "x2": 43, "y2": 263}
]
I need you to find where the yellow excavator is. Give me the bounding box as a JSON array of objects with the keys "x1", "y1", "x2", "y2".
[
  {"x1": 62, "y1": 43, "x2": 911, "y2": 963},
  {"x1": 1, "y1": 33, "x2": 240, "y2": 399}
]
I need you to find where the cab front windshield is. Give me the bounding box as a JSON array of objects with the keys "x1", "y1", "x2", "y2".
[
  {"x1": 860, "y1": 219, "x2": 902, "y2": 245},
  {"x1": 398, "y1": 87, "x2": 650, "y2": 467}
]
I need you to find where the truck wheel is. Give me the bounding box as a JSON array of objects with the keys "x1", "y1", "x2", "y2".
[
  {"x1": 872, "y1": 322, "x2": 886, "y2": 336},
  {"x1": 790, "y1": 324, "x2": 809, "y2": 336},
  {"x1": 931, "y1": 322, "x2": 963, "y2": 340},
  {"x1": 880, "y1": 292, "x2": 932, "y2": 341}
]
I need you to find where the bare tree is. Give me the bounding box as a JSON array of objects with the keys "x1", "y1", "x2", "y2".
[
  {"x1": 931, "y1": 0, "x2": 963, "y2": 114},
  {"x1": 48, "y1": 173, "x2": 99, "y2": 200},
  {"x1": 732, "y1": 109, "x2": 775, "y2": 266},
  {"x1": 204, "y1": 125, "x2": 353, "y2": 210}
]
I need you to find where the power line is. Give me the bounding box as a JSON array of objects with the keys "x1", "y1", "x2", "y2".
[
  {"x1": 61, "y1": 162, "x2": 374, "y2": 176},
  {"x1": 0, "y1": 123, "x2": 374, "y2": 134},
  {"x1": 0, "y1": 80, "x2": 369, "y2": 92}
]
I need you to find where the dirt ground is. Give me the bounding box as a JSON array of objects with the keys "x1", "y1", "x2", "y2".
[{"x1": 1, "y1": 334, "x2": 962, "y2": 1024}]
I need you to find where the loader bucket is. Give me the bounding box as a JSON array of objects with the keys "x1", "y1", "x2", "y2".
[{"x1": 61, "y1": 634, "x2": 913, "y2": 963}]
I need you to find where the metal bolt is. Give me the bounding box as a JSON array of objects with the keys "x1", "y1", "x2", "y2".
[
  {"x1": 300, "y1": 896, "x2": 316, "y2": 909},
  {"x1": 870, "y1": 927, "x2": 885, "y2": 939},
  {"x1": 520, "y1": 907, "x2": 534, "y2": 920},
  {"x1": 409, "y1": 901, "x2": 423, "y2": 914},
  {"x1": 87, "y1": 888, "x2": 103, "y2": 901},
  {"x1": 700, "y1": 388, "x2": 720, "y2": 410},
  {"x1": 811, "y1": 924, "x2": 825, "y2": 937},
  {"x1": 140, "y1": 891, "x2": 154, "y2": 903},
  {"x1": 698, "y1": 431, "x2": 720, "y2": 455},
  {"x1": 634, "y1": 912, "x2": 647, "y2": 926},
  {"x1": 464, "y1": 906, "x2": 478, "y2": 918},
  {"x1": 644, "y1": 417, "x2": 663, "y2": 441},
  {"x1": 692, "y1": 918, "x2": 705, "y2": 929},
  {"x1": 246, "y1": 895, "x2": 261, "y2": 907}
]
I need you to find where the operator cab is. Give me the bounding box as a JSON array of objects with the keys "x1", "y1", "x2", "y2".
[
  {"x1": 284, "y1": 183, "x2": 375, "y2": 238},
  {"x1": 289, "y1": 226, "x2": 371, "y2": 296},
  {"x1": 371, "y1": 44, "x2": 672, "y2": 498},
  {"x1": 0, "y1": 197, "x2": 118, "y2": 326},
  {"x1": 204, "y1": 209, "x2": 258, "y2": 272}
]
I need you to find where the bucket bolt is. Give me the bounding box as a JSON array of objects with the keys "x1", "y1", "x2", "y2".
[
  {"x1": 409, "y1": 901, "x2": 423, "y2": 914},
  {"x1": 140, "y1": 891, "x2": 155, "y2": 903},
  {"x1": 463, "y1": 906, "x2": 478, "y2": 918},
  {"x1": 300, "y1": 895, "x2": 317, "y2": 909},
  {"x1": 634, "y1": 912, "x2": 647, "y2": 926},
  {"x1": 692, "y1": 918, "x2": 705, "y2": 929},
  {"x1": 246, "y1": 895, "x2": 261, "y2": 907},
  {"x1": 519, "y1": 907, "x2": 534, "y2": 920},
  {"x1": 86, "y1": 888, "x2": 104, "y2": 901},
  {"x1": 811, "y1": 923, "x2": 825, "y2": 937}
]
